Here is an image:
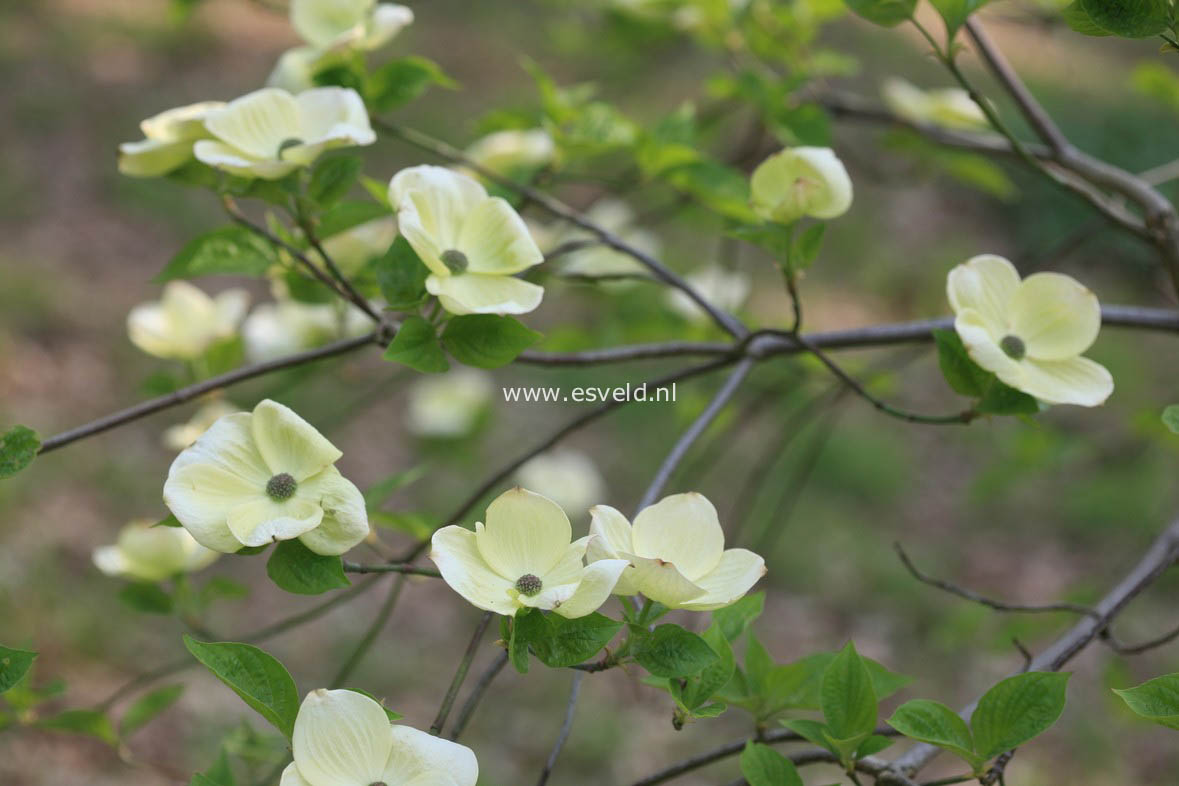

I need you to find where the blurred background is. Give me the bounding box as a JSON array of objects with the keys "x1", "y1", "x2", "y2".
[{"x1": 2, "y1": 0, "x2": 1179, "y2": 784}]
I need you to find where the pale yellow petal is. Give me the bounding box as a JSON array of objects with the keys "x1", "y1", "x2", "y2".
[
  {"x1": 456, "y1": 197, "x2": 544, "y2": 275},
  {"x1": 429, "y1": 525, "x2": 518, "y2": 615},
  {"x1": 946, "y1": 255, "x2": 1020, "y2": 337},
  {"x1": 622, "y1": 553, "x2": 706, "y2": 608},
  {"x1": 204, "y1": 88, "x2": 301, "y2": 160},
  {"x1": 226, "y1": 498, "x2": 323, "y2": 547},
  {"x1": 293, "y1": 87, "x2": 375, "y2": 149},
  {"x1": 475, "y1": 488, "x2": 571, "y2": 580},
  {"x1": 390, "y1": 166, "x2": 487, "y2": 273},
  {"x1": 631, "y1": 492, "x2": 724, "y2": 581},
  {"x1": 291, "y1": 0, "x2": 372, "y2": 48},
  {"x1": 955, "y1": 309, "x2": 1025, "y2": 391},
  {"x1": 297, "y1": 466, "x2": 370, "y2": 556},
  {"x1": 677, "y1": 548, "x2": 767, "y2": 611},
  {"x1": 383, "y1": 725, "x2": 478, "y2": 786},
  {"x1": 1020, "y1": 355, "x2": 1113, "y2": 407},
  {"x1": 193, "y1": 139, "x2": 300, "y2": 180},
  {"x1": 750, "y1": 147, "x2": 852, "y2": 223},
  {"x1": 251, "y1": 399, "x2": 342, "y2": 481},
  {"x1": 425, "y1": 273, "x2": 543, "y2": 316},
  {"x1": 279, "y1": 762, "x2": 313, "y2": 786},
  {"x1": 117, "y1": 139, "x2": 194, "y2": 178},
  {"x1": 548, "y1": 559, "x2": 628, "y2": 619},
  {"x1": 366, "y1": 4, "x2": 415, "y2": 48},
  {"x1": 1009, "y1": 272, "x2": 1101, "y2": 360},
  {"x1": 293, "y1": 688, "x2": 392, "y2": 786}
]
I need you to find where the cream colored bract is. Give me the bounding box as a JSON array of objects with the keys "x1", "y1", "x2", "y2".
[
  {"x1": 163, "y1": 399, "x2": 241, "y2": 450},
  {"x1": 281, "y1": 689, "x2": 477, "y2": 786},
  {"x1": 243, "y1": 298, "x2": 372, "y2": 363},
  {"x1": 406, "y1": 368, "x2": 493, "y2": 437},
  {"x1": 751, "y1": 146, "x2": 853, "y2": 224},
  {"x1": 127, "y1": 281, "x2": 248, "y2": 361},
  {"x1": 193, "y1": 87, "x2": 375, "y2": 180},
  {"x1": 947, "y1": 255, "x2": 1113, "y2": 407},
  {"x1": 881, "y1": 78, "x2": 988, "y2": 131},
  {"x1": 163, "y1": 399, "x2": 369, "y2": 555},
  {"x1": 118, "y1": 101, "x2": 224, "y2": 178},
  {"x1": 587, "y1": 492, "x2": 766, "y2": 611},
  {"x1": 429, "y1": 488, "x2": 628, "y2": 617},
  {"x1": 464, "y1": 129, "x2": 555, "y2": 176},
  {"x1": 516, "y1": 449, "x2": 605, "y2": 517},
  {"x1": 389, "y1": 165, "x2": 545, "y2": 315},
  {"x1": 93, "y1": 519, "x2": 219, "y2": 582}
]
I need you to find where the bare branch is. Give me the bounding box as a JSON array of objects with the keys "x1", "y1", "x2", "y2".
[
  {"x1": 447, "y1": 649, "x2": 509, "y2": 742},
  {"x1": 430, "y1": 611, "x2": 495, "y2": 736},
  {"x1": 342, "y1": 561, "x2": 442, "y2": 577},
  {"x1": 330, "y1": 574, "x2": 406, "y2": 688},
  {"x1": 534, "y1": 672, "x2": 585, "y2": 786}
]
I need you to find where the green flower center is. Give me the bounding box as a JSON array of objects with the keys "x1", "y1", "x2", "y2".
[
  {"x1": 369, "y1": 782, "x2": 388, "y2": 786},
  {"x1": 515, "y1": 573, "x2": 543, "y2": 597},
  {"x1": 276, "y1": 138, "x2": 304, "y2": 159},
  {"x1": 266, "y1": 472, "x2": 297, "y2": 501},
  {"x1": 440, "y1": 249, "x2": 469, "y2": 274},
  {"x1": 999, "y1": 334, "x2": 1026, "y2": 360}
]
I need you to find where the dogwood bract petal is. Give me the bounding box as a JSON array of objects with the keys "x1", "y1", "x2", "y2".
[
  {"x1": 631, "y1": 492, "x2": 724, "y2": 581},
  {"x1": 293, "y1": 689, "x2": 393, "y2": 786},
  {"x1": 1009, "y1": 272, "x2": 1101, "y2": 360},
  {"x1": 382, "y1": 724, "x2": 478, "y2": 786},
  {"x1": 425, "y1": 273, "x2": 544, "y2": 315},
  {"x1": 946, "y1": 254, "x2": 1021, "y2": 338},
  {"x1": 252, "y1": 399, "x2": 343, "y2": 482},
  {"x1": 456, "y1": 197, "x2": 544, "y2": 275},
  {"x1": 429, "y1": 525, "x2": 518, "y2": 615},
  {"x1": 676, "y1": 548, "x2": 767, "y2": 611},
  {"x1": 475, "y1": 488, "x2": 571, "y2": 580},
  {"x1": 751, "y1": 147, "x2": 853, "y2": 223}
]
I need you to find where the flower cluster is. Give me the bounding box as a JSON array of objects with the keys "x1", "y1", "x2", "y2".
[
  {"x1": 93, "y1": 519, "x2": 219, "y2": 582},
  {"x1": 127, "y1": 282, "x2": 248, "y2": 361}
]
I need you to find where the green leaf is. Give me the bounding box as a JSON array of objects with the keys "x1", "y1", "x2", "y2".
[
  {"x1": 118, "y1": 583, "x2": 175, "y2": 614},
  {"x1": 198, "y1": 749, "x2": 236, "y2": 786},
  {"x1": 0, "y1": 425, "x2": 40, "y2": 479},
  {"x1": 634, "y1": 624, "x2": 719, "y2": 678},
  {"x1": 352, "y1": 688, "x2": 403, "y2": 722},
  {"x1": 182, "y1": 637, "x2": 300, "y2": 739},
  {"x1": 375, "y1": 237, "x2": 429, "y2": 311},
  {"x1": 930, "y1": 0, "x2": 992, "y2": 37},
  {"x1": 1114, "y1": 673, "x2": 1179, "y2": 730},
  {"x1": 739, "y1": 741, "x2": 804, "y2": 786},
  {"x1": 971, "y1": 672, "x2": 1069, "y2": 759},
  {"x1": 308, "y1": 155, "x2": 362, "y2": 208},
  {"x1": 888, "y1": 699, "x2": 981, "y2": 769},
  {"x1": 318, "y1": 200, "x2": 392, "y2": 239},
  {"x1": 712, "y1": 592, "x2": 764, "y2": 641},
  {"x1": 1162, "y1": 405, "x2": 1179, "y2": 434},
  {"x1": 153, "y1": 513, "x2": 182, "y2": 528},
  {"x1": 791, "y1": 222, "x2": 826, "y2": 271},
  {"x1": 933, "y1": 329, "x2": 989, "y2": 397},
  {"x1": 383, "y1": 316, "x2": 449, "y2": 373},
  {"x1": 370, "y1": 511, "x2": 436, "y2": 540},
  {"x1": 441, "y1": 315, "x2": 543, "y2": 369},
  {"x1": 154, "y1": 226, "x2": 274, "y2": 282},
  {"x1": 1061, "y1": 1, "x2": 1113, "y2": 34},
  {"x1": 680, "y1": 625, "x2": 736, "y2": 711},
  {"x1": 1079, "y1": 0, "x2": 1169, "y2": 37},
  {"x1": 527, "y1": 613, "x2": 623, "y2": 668},
  {"x1": 0, "y1": 645, "x2": 37, "y2": 693},
  {"x1": 266, "y1": 540, "x2": 350, "y2": 595},
  {"x1": 39, "y1": 709, "x2": 117, "y2": 745},
  {"x1": 509, "y1": 608, "x2": 544, "y2": 674},
  {"x1": 120, "y1": 684, "x2": 185, "y2": 737},
  {"x1": 191, "y1": 775, "x2": 224, "y2": 786},
  {"x1": 780, "y1": 718, "x2": 833, "y2": 751},
  {"x1": 844, "y1": 0, "x2": 917, "y2": 26},
  {"x1": 367, "y1": 56, "x2": 457, "y2": 112},
  {"x1": 364, "y1": 465, "x2": 429, "y2": 509},
  {"x1": 975, "y1": 380, "x2": 1038, "y2": 416},
  {"x1": 820, "y1": 642, "x2": 878, "y2": 743},
  {"x1": 856, "y1": 734, "x2": 896, "y2": 757}
]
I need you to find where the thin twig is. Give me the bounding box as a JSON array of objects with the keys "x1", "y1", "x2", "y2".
[
  {"x1": 534, "y1": 672, "x2": 584, "y2": 786},
  {"x1": 297, "y1": 215, "x2": 383, "y2": 322},
  {"x1": 447, "y1": 649, "x2": 509, "y2": 741},
  {"x1": 342, "y1": 561, "x2": 442, "y2": 577},
  {"x1": 329, "y1": 574, "x2": 406, "y2": 688},
  {"x1": 430, "y1": 611, "x2": 494, "y2": 736}
]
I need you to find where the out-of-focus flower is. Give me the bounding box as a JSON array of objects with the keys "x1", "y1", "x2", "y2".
[
  {"x1": 516, "y1": 450, "x2": 605, "y2": 517},
  {"x1": 163, "y1": 399, "x2": 241, "y2": 451},
  {"x1": 243, "y1": 299, "x2": 372, "y2": 363},
  {"x1": 751, "y1": 147, "x2": 853, "y2": 224},
  {"x1": 389, "y1": 165, "x2": 544, "y2": 315},
  {"x1": 464, "y1": 129, "x2": 555, "y2": 177},
  {"x1": 666, "y1": 265, "x2": 750, "y2": 321},
  {"x1": 193, "y1": 87, "x2": 375, "y2": 180},
  {"x1": 93, "y1": 519, "x2": 219, "y2": 582},
  {"x1": 118, "y1": 101, "x2": 225, "y2": 177},
  {"x1": 320, "y1": 216, "x2": 397, "y2": 276},
  {"x1": 164, "y1": 399, "x2": 369, "y2": 555},
  {"x1": 281, "y1": 689, "x2": 477, "y2": 786},
  {"x1": 553, "y1": 200, "x2": 658, "y2": 282},
  {"x1": 881, "y1": 78, "x2": 988, "y2": 131},
  {"x1": 430, "y1": 488, "x2": 628, "y2": 618},
  {"x1": 587, "y1": 492, "x2": 765, "y2": 610},
  {"x1": 127, "y1": 282, "x2": 249, "y2": 361},
  {"x1": 269, "y1": 1, "x2": 414, "y2": 92},
  {"x1": 405, "y1": 368, "x2": 493, "y2": 437},
  {"x1": 947, "y1": 254, "x2": 1113, "y2": 407}
]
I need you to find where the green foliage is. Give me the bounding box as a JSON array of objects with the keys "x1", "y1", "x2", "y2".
[
  {"x1": 383, "y1": 316, "x2": 449, "y2": 373},
  {"x1": 933, "y1": 329, "x2": 1038, "y2": 415},
  {"x1": 308, "y1": 155, "x2": 362, "y2": 208},
  {"x1": 1078, "y1": 0, "x2": 1171, "y2": 37},
  {"x1": 970, "y1": 672, "x2": 1070, "y2": 759},
  {"x1": 0, "y1": 645, "x2": 37, "y2": 693},
  {"x1": 1062, "y1": 1, "x2": 1114, "y2": 35},
  {"x1": 364, "y1": 465, "x2": 429, "y2": 509},
  {"x1": 441, "y1": 315, "x2": 543, "y2": 368},
  {"x1": 888, "y1": 699, "x2": 983, "y2": 770},
  {"x1": 154, "y1": 513, "x2": 182, "y2": 528},
  {"x1": 120, "y1": 684, "x2": 185, "y2": 737},
  {"x1": 739, "y1": 742, "x2": 804, "y2": 786},
  {"x1": 1162, "y1": 404, "x2": 1179, "y2": 433},
  {"x1": 182, "y1": 637, "x2": 300, "y2": 739},
  {"x1": 375, "y1": 236, "x2": 430, "y2": 311},
  {"x1": 816, "y1": 641, "x2": 879, "y2": 762},
  {"x1": 929, "y1": 0, "x2": 992, "y2": 38},
  {"x1": 0, "y1": 425, "x2": 40, "y2": 479},
  {"x1": 367, "y1": 56, "x2": 458, "y2": 112},
  {"x1": 154, "y1": 226, "x2": 274, "y2": 282},
  {"x1": 118, "y1": 583, "x2": 175, "y2": 614},
  {"x1": 266, "y1": 540, "x2": 351, "y2": 595},
  {"x1": 510, "y1": 609, "x2": 623, "y2": 671},
  {"x1": 844, "y1": 0, "x2": 917, "y2": 26},
  {"x1": 633, "y1": 623, "x2": 720, "y2": 678},
  {"x1": 318, "y1": 200, "x2": 392, "y2": 239},
  {"x1": 712, "y1": 591, "x2": 765, "y2": 642},
  {"x1": 1114, "y1": 673, "x2": 1179, "y2": 729},
  {"x1": 38, "y1": 709, "x2": 117, "y2": 745}
]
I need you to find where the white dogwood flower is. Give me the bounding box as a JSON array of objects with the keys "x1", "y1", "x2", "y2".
[
  {"x1": 389, "y1": 165, "x2": 545, "y2": 315},
  {"x1": 587, "y1": 492, "x2": 766, "y2": 610},
  {"x1": 464, "y1": 129, "x2": 555, "y2": 176},
  {"x1": 194, "y1": 87, "x2": 375, "y2": 180},
  {"x1": 163, "y1": 399, "x2": 369, "y2": 555},
  {"x1": 281, "y1": 689, "x2": 477, "y2": 786},
  {"x1": 243, "y1": 299, "x2": 372, "y2": 363},
  {"x1": 430, "y1": 488, "x2": 628, "y2": 617},
  {"x1": 163, "y1": 399, "x2": 241, "y2": 450},
  {"x1": 406, "y1": 368, "x2": 493, "y2": 437},
  {"x1": 118, "y1": 101, "x2": 225, "y2": 177},
  {"x1": 666, "y1": 265, "x2": 751, "y2": 322},
  {"x1": 127, "y1": 282, "x2": 249, "y2": 361},
  {"x1": 269, "y1": 1, "x2": 414, "y2": 92},
  {"x1": 882, "y1": 78, "x2": 987, "y2": 131},
  {"x1": 516, "y1": 450, "x2": 605, "y2": 517},
  {"x1": 93, "y1": 519, "x2": 219, "y2": 582},
  {"x1": 948, "y1": 255, "x2": 1113, "y2": 407},
  {"x1": 751, "y1": 147, "x2": 853, "y2": 224}
]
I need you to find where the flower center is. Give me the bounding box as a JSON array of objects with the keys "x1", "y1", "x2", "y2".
[
  {"x1": 515, "y1": 573, "x2": 543, "y2": 597},
  {"x1": 266, "y1": 472, "x2": 297, "y2": 501},
  {"x1": 440, "y1": 249, "x2": 469, "y2": 274},
  {"x1": 999, "y1": 334, "x2": 1026, "y2": 360},
  {"x1": 276, "y1": 137, "x2": 304, "y2": 159},
  {"x1": 369, "y1": 782, "x2": 388, "y2": 786}
]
